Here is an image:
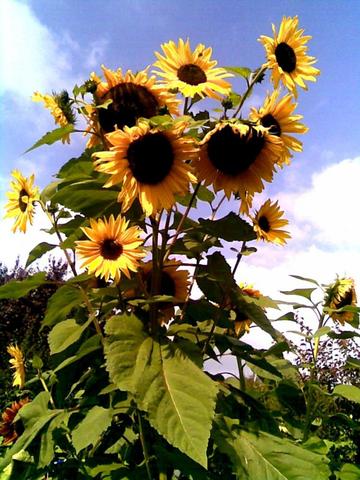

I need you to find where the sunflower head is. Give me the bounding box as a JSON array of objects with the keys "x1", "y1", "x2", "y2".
[
  {"x1": 0, "y1": 398, "x2": 30, "y2": 445},
  {"x1": 7, "y1": 344, "x2": 25, "y2": 389},
  {"x1": 324, "y1": 277, "x2": 358, "y2": 325},
  {"x1": 4, "y1": 170, "x2": 39, "y2": 233},
  {"x1": 259, "y1": 16, "x2": 320, "y2": 96},
  {"x1": 90, "y1": 65, "x2": 179, "y2": 134},
  {"x1": 252, "y1": 199, "x2": 290, "y2": 246},
  {"x1": 230, "y1": 283, "x2": 262, "y2": 336},
  {"x1": 153, "y1": 38, "x2": 232, "y2": 99}
]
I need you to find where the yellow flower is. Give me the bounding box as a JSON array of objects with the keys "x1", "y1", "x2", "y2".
[
  {"x1": 249, "y1": 89, "x2": 308, "y2": 165},
  {"x1": 7, "y1": 344, "x2": 25, "y2": 389},
  {"x1": 0, "y1": 398, "x2": 30, "y2": 445},
  {"x1": 93, "y1": 121, "x2": 198, "y2": 216},
  {"x1": 227, "y1": 283, "x2": 262, "y2": 336},
  {"x1": 252, "y1": 199, "x2": 290, "y2": 246},
  {"x1": 32, "y1": 90, "x2": 74, "y2": 143},
  {"x1": 4, "y1": 170, "x2": 39, "y2": 233},
  {"x1": 259, "y1": 16, "x2": 320, "y2": 96},
  {"x1": 196, "y1": 122, "x2": 283, "y2": 206},
  {"x1": 153, "y1": 38, "x2": 232, "y2": 99},
  {"x1": 324, "y1": 277, "x2": 358, "y2": 325},
  {"x1": 75, "y1": 214, "x2": 145, "y2": 283},
  {"x1": 91, "y1": 65, "x2": 180, "y2": 134}
]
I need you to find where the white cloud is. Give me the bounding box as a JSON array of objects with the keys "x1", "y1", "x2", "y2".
[{"x1": 85, "y1": 39, "x2": 109, "y2": 69}]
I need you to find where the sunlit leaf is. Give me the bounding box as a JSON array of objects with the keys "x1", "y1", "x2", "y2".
[
  {"x1": 48, "y1": 317, "x2": 93, "y2": 354},
  {"x1": 42, "y1": 284, "x2": 84, "y2": 328},
  {"x1": 72, "y1": 406, "x2": 113, "y2": 453},
  {"x1": 224, "y1": 66, "x2": 252, "y2": 79},
  {"x1": 0, "y1": 272, "x2": 47, "y2": 300},
  {"x1": 25, "y1": 125, "x2": 74, "y2": 153},
  {"x1": 25, "y1": 242, "x2": 57, "y2": 268},
  {"x1": 333, "y1": 385, "x2": 360, "y2": 403}
]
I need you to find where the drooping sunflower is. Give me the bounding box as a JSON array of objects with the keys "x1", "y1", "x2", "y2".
[
  {"x1": 249, "y1": 89, "x2": 308, "y2": 165},
  {"x1": 90, "y1": 65, "x2": 180, "y2": 134},
  {"x1": 32, "y1": 90, "x2": 75, "y2": 143},
  {"x1": 153, "y1": 38, "x2": 232, "y2": 99},
  {"x1": 0, "y1": 398, "x2": 30, "y2": 445},
  {"x1": 140, "y1": 260, "x2": 190, "y2": 324},
  {"x1": 196, "y1": 122, "x2": 283, "y2": 205},
  {"x1": 7, "y1": 344, "x2": 25, "y2": 389},
  {"x1": 75, "y1": 214, "x2": 145, "y2": 283},
  {"x1": 224, "y1": 283, "x2": 262, "y2": 336},
  {"x1": 93, "y1": 120, "x2": 198, "y2": 216},
  {"x1": 4, "y1": 170, "x2": 39, "y2": 233},
  {"x1": 324, "y1": 277, "x2": 358, "y2": 325},
  {"x1": 252, "y1": 199, "x2": 290, "y2": 246},
  {"x1": 259, "y1": 16, "x2": 320, "y2": 96}
]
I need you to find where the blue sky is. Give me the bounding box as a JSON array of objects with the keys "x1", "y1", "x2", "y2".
[{"x1": 1, "y1": 0, "x2": 360, "y2": 303}]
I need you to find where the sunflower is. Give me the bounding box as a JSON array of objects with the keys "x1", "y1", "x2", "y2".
[
  {"x1": 140, "y1": 260, "x2": 190, "y2": 324},
  {"x1": 249, "y1": 89, "x2": 308, "y2": 165},
  {"x1": 252, "y1": 199, "x2": 290, "y2": 246},
  {"x1": 32, "y1": 90, "x2": 75, "y2": 143},
  {"x1": 153, "y1": 38, "x2": 232, "y2": 99},
  {"x1": 0, "y1": 398, "x2": 30, "y2": 445},
  {"x1": 4, "y1": 170, "x2": 39, "y2": 233},
  {"x1": 90, "y1": 65, "x2": 180, "y2": 134},
  {"x1": 259, "y1": 16, "x2": 320, "y2": 96},
  {"x1": 228, "y1": 283, "x2": 262, "y2": 336},
  {"x1": 75, "y1": 214, "x2": 145, "y2": 283},
  {"x1": 196, "y1": 122, "x2": 283, "y2": 205},
  {"x1": 93, "y1": 120, "x2": 198, "y2": 216},
  {"x1": 7, "y1": 345, "x2": 25, "y2": 389},
  {"x1": 324, "y1": 277, "x2": 358, "y2": 325}
]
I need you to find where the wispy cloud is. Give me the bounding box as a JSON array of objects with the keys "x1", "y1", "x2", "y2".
[{"x1": 85, "y1": 38, "x2": 109, "y2": 69}]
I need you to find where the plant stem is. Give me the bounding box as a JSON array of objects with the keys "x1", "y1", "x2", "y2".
[
  {"x1": 232, "y1": 241, "x2": 247, "y2": 277},
  {"x1": 137, "y1": 411, "x2": 152, "y2": 480},
  {"x1": 236, "y1": 357, "x2": 246, "y2": 392},
  {"x1": 38, "y1": 371, "x2": 56, "y2": 408},
  {"x1": 234, "y1": 66, "x2": 267, "y2": 118}
]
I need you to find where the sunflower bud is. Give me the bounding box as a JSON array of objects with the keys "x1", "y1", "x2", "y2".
[{"x1": 324, "y1": 277, "x2": 358, "y2": 325}]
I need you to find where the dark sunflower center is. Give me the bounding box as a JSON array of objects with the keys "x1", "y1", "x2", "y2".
[
  {"x1": 127, "y1": 132, "x2": 174, "y2": 184},
  {"x1": 18, "y1": 189, "x2": 29, "y2": 212},
  {"x1": 98, "y1": 82, "x2": 159, "y2": 132},
  {"x1": 235, "y1": 310, "x2": 248, "y2": 322},
  {"x1": 275, "y1": 42, "x2": 297, "y2": 73},
  {"x1": 100, "y1": 239, "x2": 123, "y2": 260},
  {"x1": 145, "y1": 270, "x2": 176, "y2": 297},
  {"x1": 261, "y1": 113, "x2": 282, "y2": 136},
  {"x1": 177, "y1": 64, "x2": 207, "y2": 85},
  {"x1": 258, "y1": 215, "x2": 270, "y2": 232},
  {"x1": 206, "y1": 125, "x2": 265, "y2": 175},
  {"x1": 335, "y1": 290, "x2": 353, "y2": 309}
]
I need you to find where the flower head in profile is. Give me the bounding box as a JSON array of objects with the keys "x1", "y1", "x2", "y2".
[
  {"x1": 153, "y1": 38, "x2": 232, "y2": 99},
  {"x1": 0, "y1": 398, "x2": 30, "y2": 445},
  {"x1": 250, "y1": 89, "x2": 308, "y2": 165},
  {"x1": 324, "y1": 277, "x2": 358, "y2": 325},
  {"x1": 32, "y1": 90, "x2": 75, "y2": 143},
  {"x1": 227, "y1": 283, "x2": 262, "y2": 336},
  {"x1": 4, "y1": 170, "x2": 39, "y2": 233},
  {"x1": 252, "y1": 199, "x2": 290, "y2": 246},
  {"x1": 93, "y1": 120, "x2": 198, "y2": 216},
  {"x1": 90, "y1": 65, "x2": 179, "y2": 134},
  {"x1": 7, "y1": 344, "x2": 25, "y2": 389},
  {"x1": 259, "y1": 16, "x2": 320, "y2": 96},
  {"x1": 196, "y1": 122, "x2": 283, "y2": 207},
  {"x1": 76, "y1": 215, "x2": 145, "y2": 283}
]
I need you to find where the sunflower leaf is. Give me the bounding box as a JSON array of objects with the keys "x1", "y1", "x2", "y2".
[
  {"x1": 25, "y1": 124, "x2": 74, "y2": 153},
  {"x1": 42, "y1": 284, "x2": 84, "y2": 328},
  {"x1": 333, "y1": 385, "x2": 360, "y2": 404},
  {"x1": 25, "y1": 242, "x2": 57, "y2": 268},
  {"x1": 72, "y1": 406, "x2": 113, "y2": 453},
  {"x1": 198, "y1": 212, "x2": 256, "y2": 242},
  {"x1": 224, "y1": 66, "x2": 252, "y2": 79},
  {"x1": 0, "y1": 272, "x2": 47, "y2": 300},
  {"x1": 48, "y1": 317, "x2": 93, "y2": 354}
]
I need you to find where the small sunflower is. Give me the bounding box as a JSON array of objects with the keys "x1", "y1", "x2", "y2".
[
  {"x1": 252, "y1": 199, "x2": 290, "y2": 246},
  {"x1": 32, "y1": 90, "x2": 75, "y2": 143},
  {"x1": 259, "y1": 16, "x2": 320, "y2": 96},
  {"x1": 153, "y1": 38, "x2": 232, "y2": 99},
  {"x1": 93, "y1": 121, "x2": 198, "y2": 216},
  {"x1": 249, "y1": 89, "x2": 308, "y2": 165},
  {"x1": 229, "y1": 283, "x2": 262, "y2": 336},
  {"x1": 4, "y1": 170, "x2": 39, "y2": 233},
  {"x1": 75, "y1": 214, "x2": 145, "y2": 283},
  {"x1": 196, "y1": 122, "x2": 283, "y2": 205},
  {"x1": 324, "y1": 277, "x2": 358, "y2": 325},
  {"x1": 0, "y1": 398, "x2": 30, "y2": 445},
  {"x1": 7, "y1": 344, "x2": 25, "y2": 389},
  {"x1": 91, "y1": 65, "x2": 180, "y2": 134}
]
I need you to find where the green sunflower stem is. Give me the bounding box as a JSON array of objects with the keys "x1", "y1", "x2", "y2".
[
  {"x1": 150, "y1": 215, "x2": 161, "y2": 332},
  {"x1": 137, "y1": 411, "x2": 153, "y2": 480},
  {"x1": 232, "y1": 241, "x2": 247, "y2": 277},
  {"x1": 37, "y1": 370, "x2": 56, "y2": 409},
  {"x1": 234, "y1": 66, "x2": 267, "y2": 118}
]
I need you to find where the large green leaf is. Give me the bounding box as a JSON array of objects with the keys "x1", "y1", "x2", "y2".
[
  {"x1": 25, "y1": 125, "x2": 74, "y2": 153},
  {"x1": 39, "y1": 411, "x2": 72, "y2": 468},
  {"x1": 48, "y1": 316, "x2": 93, "y2": 354},
  {"x1": 104, "y1": 314, "x2": 218, "y2": 468},
  {"x1": 25, "y1": 242, "x2": 57, "y2": 268},
  {"x1": 72, "y1": 406, "x2": 113, "y2": 453},
  {"x1": 198, "y1": 212, "x2": 256, "y2": 242},
  {"x1": 280, "y1": 288, "x2": 316, "y2": 301},
  {"x1": 214, "y1": 416, "x2": 330, "y2": 479},
  {"x1": 333, "y1": 384, "x2": 360, "y2": 403},
  {"x1": 224, "y1": 66, "x2": 252, "y2": 79},
  {"x1": 0, "y1": 272, "x2": 47, "y2": 299},
  {"x1": 42, "y1": 284, "x2": 84, "y2": 328},
  {"x1": 57, "y1": 148, "x2": 96, "y2": 180},
  {"x1": 336, "y1": 463, "x2": 360, "y2": 480}
]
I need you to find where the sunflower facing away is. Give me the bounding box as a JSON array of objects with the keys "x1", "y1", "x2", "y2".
[
  {"x1": 252, "y1": 199, "x2": 290, "y2": 246},
  {"x1": 4, "y1": 170, "x2": 39, "y2": 233},
  {"x1": 75, "y1": 215, "x2": 145, "y2": 283},
  {"x1": 91, "y1": 65, "x2": 180, "y2": 134},
  {"x1": 196, "y1": 122, "x2": 283, "y2": 206},
  {"x1": 153, "y1": 38, "x2": 232, "y2": 99},
  {"x1": 93, "y1": 121, "x2": 198, "y2": 216},
  {"x1": 7, "y1": 344, "x2": 25, "y2": 389},
  {"x1": 0, "y1": 398, "x2": 30, "y2": 445},
  {"x1": 324, "y1": 277, "x2": 358, "y2": 325},
  {"x1": 250, "y1": 89, "x2": 308, "y2": 165},
  {"x1": 234, "y1": 284, "x2": 262, "y2": 336},
  {"x1": 259, "y1": 16, "x2": 320, "y2": 96}
]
